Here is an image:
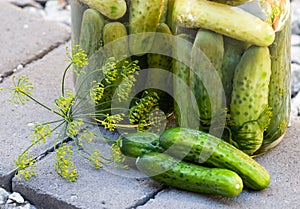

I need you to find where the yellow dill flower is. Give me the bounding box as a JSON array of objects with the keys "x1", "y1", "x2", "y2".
[
  {"x1": 14, "y1": 152, "x2": 36, "y2": 180},
  {"x1": 55, "y1": 145, "x2": 78, "y2": 182},
  {"x1": 101, "y1": 114, "x2": 124, "y2": 131},
  {"x1": 89, "y1": 149, "x2": 102, "y2": 169},
  {"x1": 55, "y1": 90, "x2": 75, "y2": 116},
  {"x1": 66, "y1": 45, "x2": 88, "y2": 74},
  {"x1": 66, "y1": 119, "x2": 84, "y2": 138},
  {"x1": 9, "y1": 75, "x2": 33, "y2": 105},
  {"x1": 30, "y1": 123, "x2": 52, "y2": 144}
]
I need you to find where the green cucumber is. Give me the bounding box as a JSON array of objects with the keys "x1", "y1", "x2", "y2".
[
  {"x1": 119, "y1": 132, "x2": 165, "y2": 158},
  {"x1": 167, "y1": 0, "x2": 176, "y2": 32},
  {"x1": 172, "y1": 0, "x2": 275, "y2": 46},
  {"x1": 79, "y1": 0, "x2": 127, "y2": 20},
  {"x1": 94, "y1": 22, "x2": 130, "y2": 115},
  {"x1": 136, "y1": 152, "x2": 243, "y2": 197},
  {"x1": 159, "y1": 0, "x2": 169, "y2": 23},
  {"x1": 129, "y1": 0, "x2": 168, "y2": 55},
  {"x1": 172, "y1": 34, "x2": 198, "y2": 129},
  {"x1": 103, "y1": 22, "x2": 129, "y2": 60},
  {"x1": 220, "y1": 37, "x2": 246, "y2": 106},
  {"x1": 76, "y1": 8, "x2": 105, "y2": 108},
  {"x1": 192, "y1": 29, "x2": 224, "y2": 71},
  {"x1": 209, "y1": 0, "x2": 250, "y2": 6},
  {"x1": 70, "y1": 0, "x2": 88, "y2": 46},
  {"x1": 159, "y1": 127, "x2": 270, "y2": 190},
  {"x1": 262, "y1": 16, "x2": 291, "y2": 152},
  {"x1": 230, "y1": 45, "x2": 272, "y2": 155},
  {"x1": 79, "y1": 8, "x2": 105, "y2": 57},
  {"x1": 190, "y1": 29, "x2": 224, "y2": 131},
  {"x1": 146, "y1": 23, "x2": 173, "y2": 111},
  {"x1": 147, "y1": 23, "x2": 173, "y2": 70}
]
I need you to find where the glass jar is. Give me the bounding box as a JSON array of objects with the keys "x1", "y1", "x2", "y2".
[{"x1": 70, "y1": 0, "x2": 291, "y2": 156}]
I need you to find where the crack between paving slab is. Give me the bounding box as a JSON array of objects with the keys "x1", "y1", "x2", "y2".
[
  {"x1": 126, "y1": 186, "x2": 167, "y2": 209},
  {"x1": 0, "y1": 37, "x2": 71, "y2": 83},
  {"x1": 5, "y1": 137, "x2": 72, "y2": 193}
]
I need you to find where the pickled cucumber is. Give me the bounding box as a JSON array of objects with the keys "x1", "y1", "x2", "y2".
[
  {"x1": 172, "y1": 0, "x2": 275, "y2": 46},
  {"x1": 220, "y1": 37, "x2": 247, "y2": 106},
  {"x1": 147, "y1": 23, "x2": 173, "y2": 72},
  {"x1": 230, "y1": 46, "x2": 272, "y2": 155},
  {"x1": 173, "y1": 34, "x2": 198, "y2": 129},
  {"x1": 79, "y1": 8, "x2": 105, "y2": 57},
  {"x1": 190, "y1": 29, "x2": 225, "y2": 132},
  {"x1": 262, "y1": 16, "x2": 291, "y2": 152},
  {"x1": 103, "y1": 22, "x2": 129, "y2": 60},
  {"x1": 79, "y1": 0, "x2": 127, "y2": 20},
  {"x1": 209, "y1": 0, "x2": 250, "y2": 6},
  {"x1": 129, "y1": 0, "x2": 168, "y2": 55},
  {"x1": 146, "y1": 23, "x2": 173, "y2": 111}
]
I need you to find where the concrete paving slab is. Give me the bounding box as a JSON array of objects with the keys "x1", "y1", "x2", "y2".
[
  {"x1": 0, "y1": 43, "x2": 73, "y2": 190},
  {"x1": 12, "y1": 140, "x2": 163, "y2": 209},
  {"x1": 0, "y1": 1, "x2": 70, "y2": 75},
  {"x1": 10, "y1": 117, "x2": 300, "y2": 209},
  {"x1": 137, "y1": 117, "x2": 300, "y2": 209}
]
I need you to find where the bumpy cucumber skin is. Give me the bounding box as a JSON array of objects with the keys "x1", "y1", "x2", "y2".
[
  {"x1": 230, "y1": 46, "x2": 272, "y2": 155},
  {"x1": 172, "y1": 0, "x2": 275, "y2": 46},
  {"x1": 159, "y1": 127, "x2": 270, "y2": 190},
  {"x1": 159, "y1": 0, "x2": 169, "y2": 23},
  {"x1": 146, "y1": 23, "x2": 173, "y2": 111},
  {"x1": 209, "y1": 0, "x2": 250, "y2": 6},
  {"x1": 167, "y1": 0, "x2": 176, "y2": 32},
  {"x1": 262, "y1": 16, "x2": 291, "y2": 151},
  {"x1": 147, "y1": 23, "x2": 173, "y2": 70},
  {"x1": 230, "y1": 46, "x2": 271, "y2": 126},
  {"x1": 220, "y1": 37, "x2": 246, "y2": 106},
  {"x1": 79, "y1": 9, "x2": 105, "y2": 57},
  {"x1": 136, "y1": 152, "x2": 243, "y2": 198},
  {"x1": 129, "y1": 0, "x2": 167, "y2": 55},
  {"x1": 103, "y1": 22, "x2": 129, "y2": 60},
  {"x1": 192, "y1": 29, "x2": 224, "y2": 71},
  {"x1": 119, "y1": 132, "x2": 164, "y2": 158},
  {"x1": 172, "y1": 34, "x2": 199, "y2": 129},
  {"x1": 79, "y1": 0, "x2": 127, "y2": 19},
  {"x1": 191, "y1": 29, "x2": 224, "y2": 131}
]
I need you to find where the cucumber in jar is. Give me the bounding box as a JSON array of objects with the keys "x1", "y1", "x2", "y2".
[
  {"x1": 261, "y1": 16, "x2": 291, "y2": 153},
  {"x1": 230, "y1": 45, "x2": 272, "y2": 155},
  {"x1": 172, "y1": 0, "x2": 275, "y2": 46},
  {"x1": 190, "y1": 29, "x2": 225, "y2": 132},
  {"x1": 129, "y1": 0, "x2": 168, "y2": 55},
  {"x1": 78, "y1": 0, "x2": 127, "y2": 20}
]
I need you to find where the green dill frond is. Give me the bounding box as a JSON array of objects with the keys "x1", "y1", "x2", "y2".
[
  {"x1": 9, "y1": 75, "x2": 33, "y2": 105},
  {"x1": 90, "y1": 81, "x2": 105, "y2": 105},
  {"x1": 55, "y1": 90, "x2": 75, "y2": 117},
  {"x1": 77, "y1": 129, "x2": 96, "y2": 145},
  {"x1": 101, "y1": 113, "x2": 125, "y2": 131},
  {"x1": 110, "y1": 142, "x2": 128, "y2": 169},
  {"x1": 66, "y1": 119, "x2": 84, "y2": 138},
  {"x1": 88, "y1": 149, "x2": 103, "y2": 169},
  {"x1": 129, "y1": 91, "x2": 160, "y2": 131},
  {"x1": 30, "y1": 123, "x2": 53, "y2": 144}
]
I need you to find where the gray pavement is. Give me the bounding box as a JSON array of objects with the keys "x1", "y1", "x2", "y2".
[{"x1": 1, "y1": 1, "x2": 300, "y2": 209}]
